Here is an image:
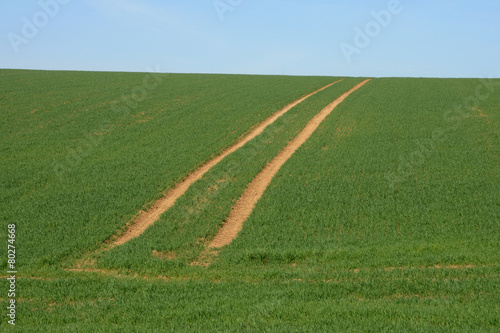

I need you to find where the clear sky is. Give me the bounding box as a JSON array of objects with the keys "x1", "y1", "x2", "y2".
[{"x1": 1, "y1": 0, "x2": 499, "y2": 78}]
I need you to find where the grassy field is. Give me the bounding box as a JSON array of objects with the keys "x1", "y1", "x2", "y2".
[
  {"x1": 221, "y1": 78, "x2": 499, "y2": 270},
  {"x1": 1, "y1": 70, "x2": 499, "y2": 331}
]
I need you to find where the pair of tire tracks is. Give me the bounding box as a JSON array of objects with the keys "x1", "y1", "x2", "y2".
[
  {"x1": 89, "y1": 79, "x2": 369, "y2": 269},
  {"x1": 110, "y1": 80, "x2": 343, "y2": 248}
]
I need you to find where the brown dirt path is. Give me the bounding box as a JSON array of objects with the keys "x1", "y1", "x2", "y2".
[
  {"x1": 112, "y1": 80, "x2": 343, "y2": 247},
  {"x1": 209, "y1": 79, "x2": 370, "y2": 249}
]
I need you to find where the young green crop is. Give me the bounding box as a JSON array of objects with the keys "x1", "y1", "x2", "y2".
[
  {"x1": 2, "y1": 266, "x2": 498, "y2": 332},
  {"x1": 1, "y1": 71, "x2": 498, "y2": 331}
]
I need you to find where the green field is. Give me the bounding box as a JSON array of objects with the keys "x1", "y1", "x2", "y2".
[{"x1": 1, "y1": 70, "x2": 499, "y2": 331}]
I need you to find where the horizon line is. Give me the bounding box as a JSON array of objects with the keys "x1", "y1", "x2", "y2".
[{"x1": 0, "y1": 67, "x2": 498, "y2": 80}]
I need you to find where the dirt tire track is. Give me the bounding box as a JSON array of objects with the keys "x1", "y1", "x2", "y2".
[
  {"x1": 209, "y1": 79, "x2": 371, "y2": 249},
  {"x1": 112, "y1": 80, "x2": 343, "y2": 247}
]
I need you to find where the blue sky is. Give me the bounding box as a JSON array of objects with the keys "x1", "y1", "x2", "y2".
[{"x1": 1, "y1": 0, "x2": 499, "y2": 77}]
